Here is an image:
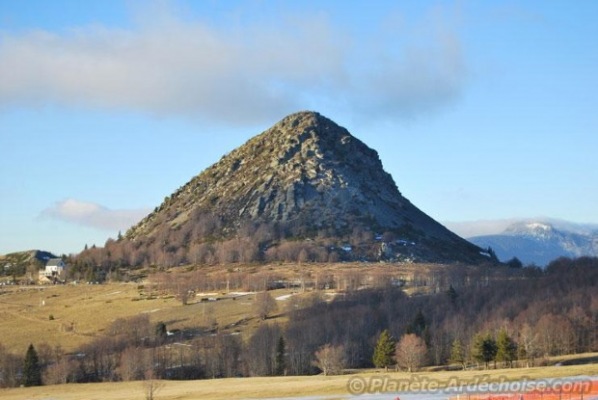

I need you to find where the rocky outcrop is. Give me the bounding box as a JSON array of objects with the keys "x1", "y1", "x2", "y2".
[{"x1": 125, "y1": 111, "x2": 485, "y2": 263}]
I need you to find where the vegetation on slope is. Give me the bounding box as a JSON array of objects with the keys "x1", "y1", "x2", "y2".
[{"x1": 0, "y1": 257, "x2": 596, "y2": 388}]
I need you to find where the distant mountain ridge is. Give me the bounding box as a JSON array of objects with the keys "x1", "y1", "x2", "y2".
[
  {"x1": 0, "y1": 249, "x2": 56, "y2": 264},
  {"x1": 0, "y1": 250, "x2": 57, "y2": 276},
  {"x1": 467, "y1": 220, "x2": 598, "y2": 266},
  {"x1": 85, "y1": 111, "x2": 487, "y2": 265}
]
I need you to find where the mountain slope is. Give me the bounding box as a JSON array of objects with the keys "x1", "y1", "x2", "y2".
[
  {"x1": 468, "y1": 221, "x2": 598, "y2": 266},
  {"x1": 0, "y1": 250, "x2": 57, "y2": 276},
  {"x1": 110, "y1": 111, "x2": 485, "y2": 264}
]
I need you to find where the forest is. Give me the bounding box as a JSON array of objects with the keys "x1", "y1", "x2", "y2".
[
  {"x1": 1, "y1": 257, "x2": 596, "y2": 387},
  {"x1": 72, "y1": 209, "x2": 490, "y2": 270}
]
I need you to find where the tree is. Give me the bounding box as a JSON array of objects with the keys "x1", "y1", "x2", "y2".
[
  {"x1": 155, "y1": 322, "x2": 167, "y2": 344},
  {"x1": 143, "y1": 369, "x2": 164, "y2": 400},
  {"x1": 0, "y1": 343, "x2": 21, "y2": 388},
  {"x1": 275, "y1": 336, "x2": 286, "y2": 376},
  {"x1": 395, "y1": 334, "x2": 427, "y2": 372},
  {"x1": 446, "y1": 285, "x2": 458, "y2": 305},
  {"x1": 44, "y1": 357, "x2": 75, "y2": 385},
  {"x1": 372, "y1": 329, "x2": 395, "y2": 370},
  {"x1": 254, "y1": 291, "x2": 277, "y2": 320},
  {"x1": 312, "y1": 344, "x2": 345, "y2": 376},
  {"x1": 496, "y1": 328, "x2": 517, "y2": 367},
  {"x1": 23, "y1": 344, "x2": 42, "y2": 386},
  {"x1": 471, "y1": 333, "x2": 497, "y2": 369},
  {"x1": 26, "y1": 263, "x2": 39, "y2": 284},
  {"x1": 407, "y1": 310, "x2": 427, "y2": 337},
  {"x1": 246, "y1": 324, "x2": 281, "y2": 376},
  {"x1": 449, "y1": 338, "x2": 466, "y2": 370},
  {"x1": 506, "y1": 257, "x2": 523, "y2": 269},
  {"x1": 118, "y1": 346, "x2": 148, "y2": 381},
  {"x1": 518, "y1": 323, "x2": 538, "y2": 367}
]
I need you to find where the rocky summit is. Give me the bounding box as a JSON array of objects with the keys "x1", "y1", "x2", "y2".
[{"x1": 124, "y1": 111, "x2": 486, "y2": 264}]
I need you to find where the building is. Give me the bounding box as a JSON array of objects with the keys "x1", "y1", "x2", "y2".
[{"x1": 39, "y1": 258, "x2": 67, "y2": 283}]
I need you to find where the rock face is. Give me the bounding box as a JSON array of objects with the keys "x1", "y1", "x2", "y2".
[{"x1": 126, "y1": 111, "x2": 485, "y2": 263}]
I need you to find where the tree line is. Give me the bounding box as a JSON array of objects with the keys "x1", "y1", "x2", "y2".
[
  {"x1": 281, "y1": 257, "x2": 597, "y2": 373},
  {"x1": 72, "y1": 206, "x2": 475, "y2": 270},
  {"x1": 0, "y1": 257, "x2": 596, "y2": 387}
]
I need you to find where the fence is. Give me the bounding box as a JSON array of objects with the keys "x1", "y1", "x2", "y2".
[{"x1": 449, "y1": 380, "x2": 598, "y2": 400}]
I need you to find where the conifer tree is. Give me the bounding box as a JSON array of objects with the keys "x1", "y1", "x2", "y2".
[
  {"x1": 446, "y1": 285, "x2": 458, "y2": 305},
  {"x1": 155, "y1": 322, "x2": 167, "y2": 344},
  {"x1": 496, "y1": 328, "x2": 517, "y2": 367},
  {"x1": 275, "y1": 336, "x2": 286, "y2": 376},
  {"x1": 449, "y1": 338, "x2": 465, "y2": 370},
  {"x1": 372, "y1": 329, "x2": 395, "y2": 370},
  {"x1": 23, "y1": 344, "x2": 42, "y2": 387},
  {"x1": 471, "y1": 333, "x2": 497, "y2": 370}
]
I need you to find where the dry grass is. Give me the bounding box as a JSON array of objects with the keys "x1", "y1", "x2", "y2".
[
  {"x1": 0, "y1": 261, "x2": 450, "y2": 353},
  {"x1": 1, "y1": 269, "x2": 597, "y2": 400},
  {"x1": 0, "y1": 282, "x2": 295, "y2": 353},
  {"x1": 1, "y1": 360, "x2": 597, "y2": 400}
]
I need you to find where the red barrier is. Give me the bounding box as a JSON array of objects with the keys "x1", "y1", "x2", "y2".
[{"x1": 448, "y1": 380, "x2": 598, "y2": 400}]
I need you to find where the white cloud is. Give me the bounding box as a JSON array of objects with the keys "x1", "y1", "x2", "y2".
[
  {"x1": 40, "y1": 199, "x2": 149, "y2": 232},
  {"x1": 0, "y1": 4, "x2": 467, "y2": 124}
]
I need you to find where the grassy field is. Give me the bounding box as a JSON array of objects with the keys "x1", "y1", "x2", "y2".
[
  {"x1": 0, "y1": 262, "x2": 459, "y2": 353},
  {"x1": 1, "y1": 359, "x2": 597, "y2": 400},
  {"x1": 0, "y1": 281, "x2": 296, "y2": 353},
  {"x1": 1, "y1": 268, "x2": 597, "y2": 399}
]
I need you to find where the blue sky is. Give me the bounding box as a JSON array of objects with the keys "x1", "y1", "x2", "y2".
[{"x1": 1, "y1": 0, "x2": 597, "y2": 255}]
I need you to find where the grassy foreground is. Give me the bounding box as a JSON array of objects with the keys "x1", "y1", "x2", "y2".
[
  {"x1": 0, "y1": 281, "x2": 296, "y2": 352},
  {"x1": 2, "y1": 360, "x2": 598, "y2": 400}
]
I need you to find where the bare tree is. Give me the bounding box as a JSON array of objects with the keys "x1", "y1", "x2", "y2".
[
  {"x1": 395, "y1": 334, "x2": 427, "y2": 372},
  {"x1": 44, "y1": 357, "x2": 77, "y2": 385},
  {"x1": 0, "y1": 343, "x2": 21, "y2": 387},
  {"x1": 253, "y1": 291, "x2": 277, "y2": 320},
  {"x1": 109, "y1": 314, "x2": 151, "y2": 347},
  {"x1": 519, "y1": 323, "x2": 538, "y2": 367},
  {"x1": 245, "y1": 324, "x2": 281, "y2": 376},
  {"x1": 312, "y1": 344, "x2": 346, "y2": 376},
  {"x1": 143, "y1": 369, "x2": 164, "y2": 400},
  {"x1": 26, "y1": 263, "x2": 39, "y2": 284},
  {"x1": 118, "y1": 346, "x2": 149, "y2": 381}
]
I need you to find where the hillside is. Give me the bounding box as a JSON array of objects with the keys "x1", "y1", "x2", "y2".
[
  {"x1": 469, "y1": 220, "x2": 598, "y2": 266},
  {"x1": 0, "y1": 258, "x2": 596, "y2": 388},
  {"x1": 86, "y1": 111, "x2": 486, "y2": 266},
  {"x1": 0, "y1": 250, "x2": 56, "y2": 277}
]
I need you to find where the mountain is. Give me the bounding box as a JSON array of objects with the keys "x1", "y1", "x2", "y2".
[
  {"x1": 108, "y1": 111, "x2": 486, "y2": 265},
  {"x1": 0, "y1": 250, "x2": 57, "y2": 276},
  {"x1": 468, "y1": 220, "x2": 598, "y2": 266}
]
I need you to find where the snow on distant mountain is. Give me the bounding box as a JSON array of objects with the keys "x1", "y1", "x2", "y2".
[{"x1": 453, "y1": 219, "x2": 598, "y2": 266}]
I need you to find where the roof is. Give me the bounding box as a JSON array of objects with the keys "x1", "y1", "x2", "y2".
[{"x1": 46, "y1": 258, "x2": 64, "y2": 267}]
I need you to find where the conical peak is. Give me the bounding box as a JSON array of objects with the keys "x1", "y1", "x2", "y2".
[
  {"x1": 278, "y1": 110, "x2": 328, "y2": 128},
  {"x1": 272, "y1": 111, "x2": 347, "y2": 142},
  {"x1": 123, "y1": 110, "x2": 487, "y2": 264}
]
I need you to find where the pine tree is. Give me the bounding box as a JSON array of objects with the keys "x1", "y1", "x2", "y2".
[
  {"x1": 410, "y1": 310, "x2": 427, "y2": 335},
  {"x1": 155, "y1": 322, "x2": 167, "y2": 344},
  {"x1": 372, "y1": 329, "x2": 395, "y2": 370},
  {"x1": 23, "y1": 344, "x2": 42, "y2": 387},
  {"x1": 471, "y1": 333, "x2": 497, "y2": 370},
  {"x1": 449, "y1": 338, "x2": 465, "y2": 370},
  {"x1": 496, "y1": 328, "x2": 517, "y2": 367},
  {"x1": 275, "y1": 336, "x2": 286, "y2": 376},
  {"x1": 446, "y1": 285, "x2": 458, "y2": 305},
  {"x1": 406, "y1": 310, "x2": 430, "y2": 345}
]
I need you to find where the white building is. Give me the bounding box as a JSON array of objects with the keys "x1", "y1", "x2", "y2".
[{"x1": 39, "y1": 258, "x2": 67, "y2": 283}]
